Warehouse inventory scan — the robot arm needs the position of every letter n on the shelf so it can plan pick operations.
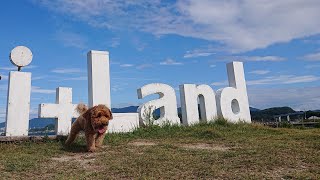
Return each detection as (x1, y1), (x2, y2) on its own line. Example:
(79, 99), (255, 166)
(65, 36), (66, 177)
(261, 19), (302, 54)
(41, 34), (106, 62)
(180, 84), (217, 125)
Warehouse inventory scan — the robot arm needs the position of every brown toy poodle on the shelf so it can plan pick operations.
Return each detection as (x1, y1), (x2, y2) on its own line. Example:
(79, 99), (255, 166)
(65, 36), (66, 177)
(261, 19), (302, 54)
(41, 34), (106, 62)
(65, 103), (113, 152)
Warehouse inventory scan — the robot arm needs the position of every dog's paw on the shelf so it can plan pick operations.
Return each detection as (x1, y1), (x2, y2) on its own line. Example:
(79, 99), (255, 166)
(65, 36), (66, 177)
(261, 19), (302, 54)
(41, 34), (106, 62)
(95, 144), (104, 148)
(87, 147), (96, 152)
(64, 141), (71, 146)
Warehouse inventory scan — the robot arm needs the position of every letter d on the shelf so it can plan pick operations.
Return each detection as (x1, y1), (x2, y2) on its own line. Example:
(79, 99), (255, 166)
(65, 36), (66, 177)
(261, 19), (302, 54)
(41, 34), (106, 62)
(216, 62), (251, 123)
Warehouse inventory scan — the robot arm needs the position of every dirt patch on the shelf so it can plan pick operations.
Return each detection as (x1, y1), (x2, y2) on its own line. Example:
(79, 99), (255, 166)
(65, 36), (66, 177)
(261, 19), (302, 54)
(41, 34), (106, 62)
(265, 167), (303, 179)
(51, 153), (100, 170)
(179, 143), (229, 151)
(128, 141), (157, 146)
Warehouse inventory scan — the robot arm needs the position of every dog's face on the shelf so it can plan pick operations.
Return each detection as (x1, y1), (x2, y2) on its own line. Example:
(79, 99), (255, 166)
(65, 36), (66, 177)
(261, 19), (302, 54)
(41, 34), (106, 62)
(89, 105), (113, 134)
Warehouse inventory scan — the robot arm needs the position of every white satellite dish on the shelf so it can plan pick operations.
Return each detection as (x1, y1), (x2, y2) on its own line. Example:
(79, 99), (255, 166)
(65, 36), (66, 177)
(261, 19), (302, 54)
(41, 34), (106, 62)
(10, 46), (33, 70)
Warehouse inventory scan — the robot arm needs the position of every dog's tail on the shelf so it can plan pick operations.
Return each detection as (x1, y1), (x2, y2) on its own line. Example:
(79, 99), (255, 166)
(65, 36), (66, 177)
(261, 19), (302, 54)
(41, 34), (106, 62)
(76, 103), (88, 115)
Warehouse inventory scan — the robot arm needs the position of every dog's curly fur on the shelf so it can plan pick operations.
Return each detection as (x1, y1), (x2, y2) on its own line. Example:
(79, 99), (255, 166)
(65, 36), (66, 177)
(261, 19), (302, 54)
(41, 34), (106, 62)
(65, 103), (113, 152)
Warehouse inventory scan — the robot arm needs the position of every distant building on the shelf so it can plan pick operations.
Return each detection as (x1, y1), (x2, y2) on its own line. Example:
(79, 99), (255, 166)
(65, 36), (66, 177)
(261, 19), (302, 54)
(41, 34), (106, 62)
(308, 116), (320, 120)
(274, 112), (305, 122)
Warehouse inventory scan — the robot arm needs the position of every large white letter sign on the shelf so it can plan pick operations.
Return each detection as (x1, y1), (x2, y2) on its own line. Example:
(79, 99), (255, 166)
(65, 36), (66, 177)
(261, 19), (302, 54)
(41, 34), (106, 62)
(180, 84), (217, 125)
(87, 50), (111, 107)
(5, 71), (31, 136)
(216, 61), (251, 123)
(5, 46), (33, 136)
(137, 83), (180, 126)
(39, 87), (79, 135)
(87, 50), (139, 133)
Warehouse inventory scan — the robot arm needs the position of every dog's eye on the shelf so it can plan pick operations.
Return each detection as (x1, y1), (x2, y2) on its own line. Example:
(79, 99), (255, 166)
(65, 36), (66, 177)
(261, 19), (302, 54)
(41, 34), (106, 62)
(103, 121), (109, 126)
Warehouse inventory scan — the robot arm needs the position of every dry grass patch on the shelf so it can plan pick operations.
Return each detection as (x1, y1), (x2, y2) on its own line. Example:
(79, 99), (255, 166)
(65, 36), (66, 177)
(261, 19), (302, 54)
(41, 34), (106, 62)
(128, 140), (157, 146)
(0, 121), (319, 179)
(179, 143), (229, 151)
(51, 152), (98, 170)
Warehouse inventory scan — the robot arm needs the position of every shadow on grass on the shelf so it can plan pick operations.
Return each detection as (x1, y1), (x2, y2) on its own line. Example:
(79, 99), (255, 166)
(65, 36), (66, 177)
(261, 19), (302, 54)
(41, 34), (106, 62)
(57, 136), (88, 153)
(62, 143), (87, 153)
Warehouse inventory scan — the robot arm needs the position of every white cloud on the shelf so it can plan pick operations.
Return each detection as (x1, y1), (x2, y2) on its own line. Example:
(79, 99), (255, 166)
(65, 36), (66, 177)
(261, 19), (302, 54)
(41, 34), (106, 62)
(111, 85), (124, 92)
(32, 86), (55, 94)
(51, 68), (83, 74)
(0, 106), (43, 122)
(303, 38), (320, 45)
(55, 31), (87, 49)
(0, 65), (37, 71)
(305, 64), (320, 69)
(110, 37), (120, 48)
(0, 84), (7, 91)
(212, 75), (320, 86)
(112, 77), (158, 81)
(211, 81), (228, 86)
(184, 47), (216, 58)
(29, 107), (40, 119)
(209, 64), (216, 68)
(248, 87), (320, 110)
(120, 64), (134, 68)
(32, 75), (49, 81)
(215, 55), (286, 63)
(0, 107), (6, 120)
(249, 70), (270, 75)
(160, 58), (183, 65)
(239, 56), (286, 62)
(302, 52), (320, 61)
(36, 0), (320, 52)
(0, 75), (8, 80)
(136, 64), (153, 70)
(131, 37), (147, 51)
(247, 75), (320, 85)
(63, 76), (87, 81)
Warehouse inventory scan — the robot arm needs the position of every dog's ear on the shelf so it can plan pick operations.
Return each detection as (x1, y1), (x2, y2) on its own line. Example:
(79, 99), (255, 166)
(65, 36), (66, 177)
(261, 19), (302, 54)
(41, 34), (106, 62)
(108, 108), (113, 120)
(83, 106), (96, 125)
(82, 108), (91, 120)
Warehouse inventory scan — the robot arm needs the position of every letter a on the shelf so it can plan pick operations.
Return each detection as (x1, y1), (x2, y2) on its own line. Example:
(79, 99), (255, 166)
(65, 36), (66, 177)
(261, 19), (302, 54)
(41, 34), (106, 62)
(137, 83), (180, 126)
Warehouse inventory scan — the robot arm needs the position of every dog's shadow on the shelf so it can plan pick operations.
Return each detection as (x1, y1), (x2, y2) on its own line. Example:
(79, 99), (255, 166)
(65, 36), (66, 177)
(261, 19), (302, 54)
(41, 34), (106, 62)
(58, 137), (88, 153)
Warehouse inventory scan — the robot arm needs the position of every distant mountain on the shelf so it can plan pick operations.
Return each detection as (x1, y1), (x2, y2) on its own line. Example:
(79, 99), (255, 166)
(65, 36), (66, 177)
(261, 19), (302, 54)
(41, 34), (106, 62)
(111, 106), (179, 116)
(250, 107), (260, 112)
(111, 106), (138, 113)
(28, 118), (55, 129)
(251, 107), (295, 121)
(0, 118), (55, 129)
(0, 106), (142, 129)
(0, 106), (316, 129)
(0, 122), (4, 128)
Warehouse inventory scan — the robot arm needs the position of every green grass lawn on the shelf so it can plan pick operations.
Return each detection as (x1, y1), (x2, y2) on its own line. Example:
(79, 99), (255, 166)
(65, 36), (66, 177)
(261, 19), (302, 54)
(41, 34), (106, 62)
(0, 120), (319, 179)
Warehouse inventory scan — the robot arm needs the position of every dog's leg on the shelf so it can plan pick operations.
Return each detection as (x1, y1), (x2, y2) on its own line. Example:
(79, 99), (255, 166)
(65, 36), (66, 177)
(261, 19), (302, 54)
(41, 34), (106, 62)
(95, 133), (106, 148)
(65, 120), (81, 145)
(85, 132), (96, 152)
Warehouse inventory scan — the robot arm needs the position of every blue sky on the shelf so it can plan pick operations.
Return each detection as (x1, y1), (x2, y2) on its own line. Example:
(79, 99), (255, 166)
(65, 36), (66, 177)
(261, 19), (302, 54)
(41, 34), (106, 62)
(1, 0), (320, 122)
